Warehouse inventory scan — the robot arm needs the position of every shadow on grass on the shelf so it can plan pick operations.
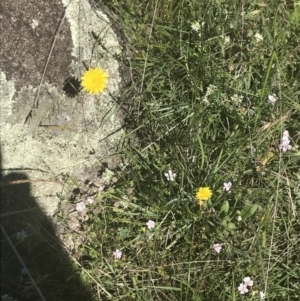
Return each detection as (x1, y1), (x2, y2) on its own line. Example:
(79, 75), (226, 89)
(0, 144), (94, 301)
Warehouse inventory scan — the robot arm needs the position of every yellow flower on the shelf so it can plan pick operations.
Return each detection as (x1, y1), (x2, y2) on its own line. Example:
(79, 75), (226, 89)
(81, 67), (108, 94)
(196, 187), (212, 206)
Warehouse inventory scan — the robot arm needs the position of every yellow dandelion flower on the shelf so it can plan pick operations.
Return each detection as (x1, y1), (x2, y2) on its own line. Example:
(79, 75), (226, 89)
(81, 67), (108, 94)
(196, 187), (212, 206)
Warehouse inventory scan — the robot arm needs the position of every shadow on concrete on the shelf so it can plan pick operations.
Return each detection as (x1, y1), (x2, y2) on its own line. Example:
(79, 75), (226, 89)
(0, 143), (94, 301)
(63, 76), (82, 98)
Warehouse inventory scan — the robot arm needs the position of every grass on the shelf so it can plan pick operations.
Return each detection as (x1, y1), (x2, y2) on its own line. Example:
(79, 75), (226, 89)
(76, 0), (299, 299)
(2, 0), (300, 300)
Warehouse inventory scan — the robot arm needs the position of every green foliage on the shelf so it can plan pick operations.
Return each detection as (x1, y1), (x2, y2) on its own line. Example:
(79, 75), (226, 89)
(239, 204), (259, 220)
(75, 0), (300, 299)
(5, 0), (297, 300)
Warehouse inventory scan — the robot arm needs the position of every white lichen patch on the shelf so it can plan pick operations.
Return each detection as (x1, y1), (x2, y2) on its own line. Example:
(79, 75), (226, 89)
(0, 72), (15, 128)
(1, 78), (123, 216)
(62, 0), (121, 78)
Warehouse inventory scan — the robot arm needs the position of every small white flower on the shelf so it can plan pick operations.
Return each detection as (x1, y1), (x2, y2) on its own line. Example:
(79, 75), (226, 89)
(244, 276), (254, 287)
(113, 249), (122, 259)
(267, 94), (277, 105)
(238, 283), (248, 294)
(98, 185), (104, 192)
(206, 84), (218, 96)
(87, 197), (94, 204)
(224, 36), (230, 45)
(282, 130), (289, 138)
(146, 220), (155, 230)
(16, 230), (27, 241)
(223, 182), (232, 192)
(260, 291), (265, 300)
(191, 21), (201, 32)
(202, 84), (218, 104)
(237, 215), (242, 222)
(213, 243), (222, 253)
(76, 201), (86, 212)
(103, 168), (114, 184)
(230, 94), (243, 104)
(1, 295), (14, 301)
(279, 130), (292, 152)
(21, 267), (29, 275)
(164, 169), (176, 181)
(254, 32), (263, 42)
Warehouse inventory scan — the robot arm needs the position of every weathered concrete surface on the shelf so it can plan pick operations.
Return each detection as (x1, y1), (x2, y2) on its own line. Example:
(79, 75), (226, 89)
(0, 0), (74, 91)
(0, 0), (123, 216)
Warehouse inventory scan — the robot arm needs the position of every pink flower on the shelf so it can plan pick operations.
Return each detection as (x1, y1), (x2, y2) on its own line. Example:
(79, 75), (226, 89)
(243, 276), (253, 287)
(113, 249), (122, 259)
(87, 197), (94, 204)
(279, 139), (292, 152)
(146, 220), (155, 230)
(213, 243), (222, 253)
(76, 201), (86, 212)
(238, 283), (248, 294)
(279, 130), (292, 152)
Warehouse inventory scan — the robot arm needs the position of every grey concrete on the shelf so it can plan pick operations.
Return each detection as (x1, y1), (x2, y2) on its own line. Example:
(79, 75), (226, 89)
(0, 0), (123, 216)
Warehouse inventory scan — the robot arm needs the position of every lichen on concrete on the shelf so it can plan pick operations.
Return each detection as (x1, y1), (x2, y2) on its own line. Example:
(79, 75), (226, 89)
(0, 0), (124, 216)
(63, 0), (121, 78)
(0, 72), (15, 129)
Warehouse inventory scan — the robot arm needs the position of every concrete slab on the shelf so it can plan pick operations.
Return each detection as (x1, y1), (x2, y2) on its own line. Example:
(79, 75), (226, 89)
(0, 0), (123, 216)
